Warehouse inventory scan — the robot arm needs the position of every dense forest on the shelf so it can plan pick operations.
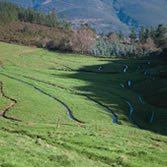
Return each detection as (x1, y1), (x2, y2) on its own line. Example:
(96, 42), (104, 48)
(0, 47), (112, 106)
(0, 2), (70, 28)
(0, 2), (167, 58)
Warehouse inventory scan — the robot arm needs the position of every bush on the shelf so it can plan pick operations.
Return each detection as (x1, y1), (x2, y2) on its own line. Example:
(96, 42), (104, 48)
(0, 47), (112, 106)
(46, 39), (60, 50)
(69, 27), (96, 53)
(46, 38), (72, 52)
(91, 38), (137, 57)
(91, 37), (155, 57)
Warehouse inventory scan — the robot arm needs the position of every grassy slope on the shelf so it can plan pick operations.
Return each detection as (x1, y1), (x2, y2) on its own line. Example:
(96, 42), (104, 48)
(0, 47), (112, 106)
(0, 42), (167, 167)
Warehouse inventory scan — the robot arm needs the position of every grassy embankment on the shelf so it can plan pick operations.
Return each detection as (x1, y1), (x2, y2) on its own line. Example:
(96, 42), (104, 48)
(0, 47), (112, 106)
(0, 42), (167, 167)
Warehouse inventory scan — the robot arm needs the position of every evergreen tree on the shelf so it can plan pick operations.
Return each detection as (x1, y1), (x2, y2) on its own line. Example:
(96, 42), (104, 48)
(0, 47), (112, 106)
(119, 31), (124, 40)
(0, 2), (19, 24)
(155, 24), (167, 49)
(26, 6), (36, 23)
(51, 9), (59, 26)
(36, 11), (44, 24)
(150, 26), (156, 40)
(144, 28), (150, 42)
(139, 26), (145, 44)
(61, 13), (67, 25)
(129, 28), (137, 43)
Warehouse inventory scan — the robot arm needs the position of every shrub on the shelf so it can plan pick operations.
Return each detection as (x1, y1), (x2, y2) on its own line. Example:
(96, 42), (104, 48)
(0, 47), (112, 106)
(46, 38), (71, 52)
(69, 26), (96, 53)
(91, 38), (138, 57)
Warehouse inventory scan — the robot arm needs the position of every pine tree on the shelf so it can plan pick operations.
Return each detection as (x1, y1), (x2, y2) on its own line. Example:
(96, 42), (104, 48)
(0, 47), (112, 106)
(62, 13), (67, 24)
(155, 24), (167, 49)
(150, 26), (156, 40)
(26, 6), (36, 23)
(51, 9), (59, 26)
(139, 26), (145, 44)
(144, 28), (150, 42)
(129, 28), (137, 43)
(119, 31), (124, 40)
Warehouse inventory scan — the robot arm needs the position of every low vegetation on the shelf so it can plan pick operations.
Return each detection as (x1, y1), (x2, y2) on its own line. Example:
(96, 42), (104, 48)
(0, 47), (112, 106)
(0, 2), (167, 166)
(0, 42), (167, 166)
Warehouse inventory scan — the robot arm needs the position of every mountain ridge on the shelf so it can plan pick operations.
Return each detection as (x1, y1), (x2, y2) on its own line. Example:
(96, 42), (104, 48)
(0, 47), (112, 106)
(1, 0), (167, 33)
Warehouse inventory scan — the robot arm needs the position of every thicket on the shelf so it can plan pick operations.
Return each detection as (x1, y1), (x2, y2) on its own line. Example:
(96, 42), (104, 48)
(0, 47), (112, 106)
(46, 38), (72, 52)
(45, 24), (96, 53)
(69, 25), (96, 54)
(91, 38), (152, 57)
(91, 25), (167, 57)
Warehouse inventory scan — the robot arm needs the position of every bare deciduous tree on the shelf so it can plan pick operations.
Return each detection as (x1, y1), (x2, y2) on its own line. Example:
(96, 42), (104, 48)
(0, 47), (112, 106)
(69, 26), (96, 54)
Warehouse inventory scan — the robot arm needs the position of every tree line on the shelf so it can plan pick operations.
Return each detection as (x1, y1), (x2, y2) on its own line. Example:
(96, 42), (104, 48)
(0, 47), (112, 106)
(0, 2), (167, 58)
(0, 2), (70, 28)
(90, 24), (167, 57)
(129, 25), (167, 50)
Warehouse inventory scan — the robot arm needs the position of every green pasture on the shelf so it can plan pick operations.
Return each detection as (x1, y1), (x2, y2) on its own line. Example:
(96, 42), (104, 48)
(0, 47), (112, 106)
(0, 42), (167, 167)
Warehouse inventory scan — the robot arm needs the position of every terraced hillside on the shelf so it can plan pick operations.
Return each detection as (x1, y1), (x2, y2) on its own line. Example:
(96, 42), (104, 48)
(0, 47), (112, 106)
(0, 42), (167, 167)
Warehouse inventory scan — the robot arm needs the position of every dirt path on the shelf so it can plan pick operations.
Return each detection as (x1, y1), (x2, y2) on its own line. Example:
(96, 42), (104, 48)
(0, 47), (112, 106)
(0, 81), (21, 121)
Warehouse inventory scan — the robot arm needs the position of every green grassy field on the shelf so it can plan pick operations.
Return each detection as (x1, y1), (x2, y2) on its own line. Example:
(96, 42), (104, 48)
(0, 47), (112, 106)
(0, 42), (167, 167)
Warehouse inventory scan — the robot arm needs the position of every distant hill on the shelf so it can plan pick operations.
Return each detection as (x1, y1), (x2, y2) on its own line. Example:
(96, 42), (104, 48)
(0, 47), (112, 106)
(1, 0), (167, 33)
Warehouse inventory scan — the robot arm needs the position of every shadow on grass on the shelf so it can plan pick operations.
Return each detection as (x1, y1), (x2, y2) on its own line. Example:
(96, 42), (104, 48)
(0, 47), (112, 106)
(59, 58), (167, 135)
